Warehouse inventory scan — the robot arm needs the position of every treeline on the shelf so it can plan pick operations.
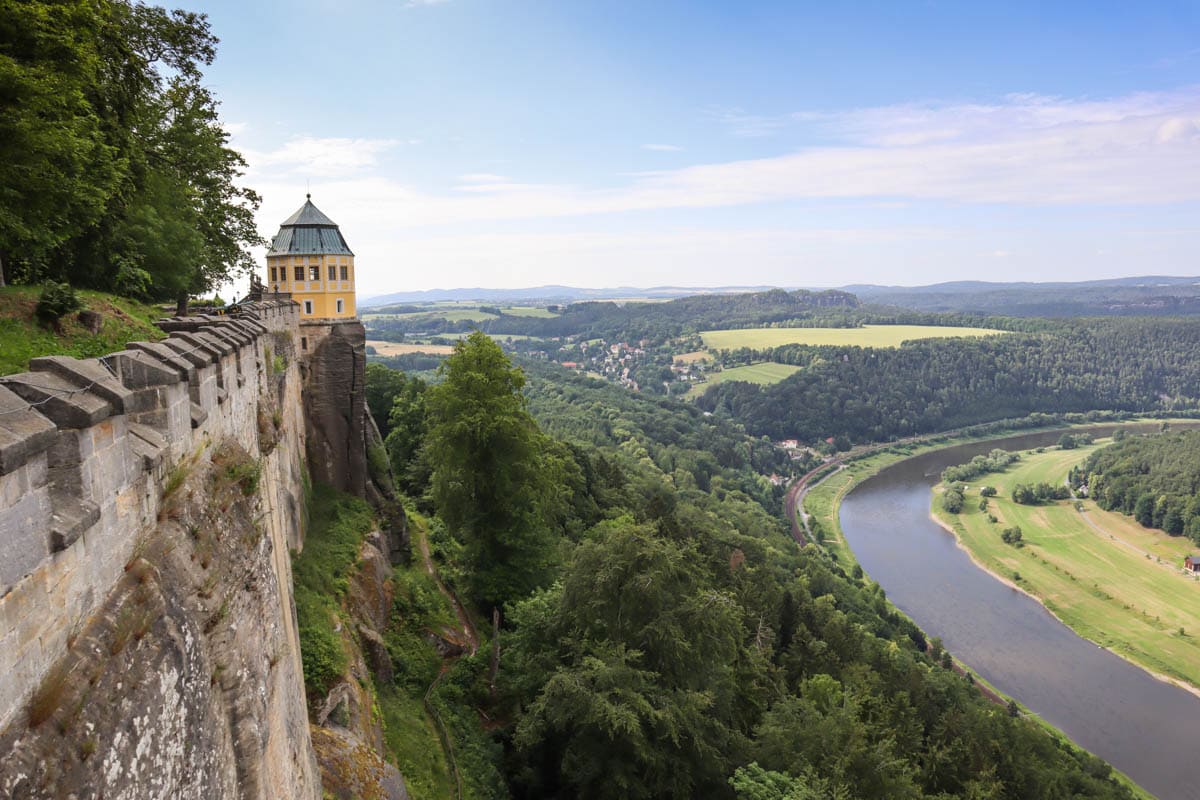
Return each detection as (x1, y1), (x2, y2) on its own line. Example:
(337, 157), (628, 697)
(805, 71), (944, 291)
(941, 448), (1021, 484)
(1, 0), (259, 307)
(698, 319), (1200, 442)
(370, 288), (861, 345)
(366, 339), (1136, 799)
(1073, 429), (1200, 542)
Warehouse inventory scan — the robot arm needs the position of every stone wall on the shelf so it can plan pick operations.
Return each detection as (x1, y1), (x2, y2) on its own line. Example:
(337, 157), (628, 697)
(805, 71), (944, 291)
(0, 300), (321, 798)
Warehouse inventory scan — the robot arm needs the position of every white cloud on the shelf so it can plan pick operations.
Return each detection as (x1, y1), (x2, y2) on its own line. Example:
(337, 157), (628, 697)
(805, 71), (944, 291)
(246, 136), (402, 177)
(243, 87), (1200, 291)
(642, 143), (683, 152)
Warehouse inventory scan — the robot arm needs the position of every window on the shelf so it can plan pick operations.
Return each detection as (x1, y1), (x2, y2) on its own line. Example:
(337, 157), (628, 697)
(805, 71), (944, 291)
(328, 265), (337, 280)
(270, 267), (277, 283)
(303, 300), (313, 315)
(340, 265), (348, 281)
(336, 298), (344, 313)
(301, 337), (307, 351)
(309, 265), (320, 281)
(294, 266), (304, 281)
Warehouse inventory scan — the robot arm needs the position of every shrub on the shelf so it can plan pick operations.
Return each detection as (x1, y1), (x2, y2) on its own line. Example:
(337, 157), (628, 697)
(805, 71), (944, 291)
(35, 282), (82, 327)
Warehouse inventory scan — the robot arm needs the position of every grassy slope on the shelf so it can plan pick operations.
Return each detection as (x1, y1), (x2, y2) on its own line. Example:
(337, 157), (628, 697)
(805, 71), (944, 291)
(684, 361), (801, 397)
(700, 323), (1005, 350)
(934, 441), (1200, 690)
(0, 286), (165, 376)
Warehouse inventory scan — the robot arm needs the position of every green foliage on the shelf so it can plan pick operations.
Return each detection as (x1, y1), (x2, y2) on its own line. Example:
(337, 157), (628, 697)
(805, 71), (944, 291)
(1077, 430), (1200, 541)
(34, 282), (82, 327)
(941, 488), (965, 514)
(1002, 526), (1024, 546)
(0, 0), (261, 299)
(425, 332), (564, 609)
(942, 448), (1020, 484)
(697, 318), (1200, 443)
(292, 484), (375, 697)
(1013, 482), (1071, 505)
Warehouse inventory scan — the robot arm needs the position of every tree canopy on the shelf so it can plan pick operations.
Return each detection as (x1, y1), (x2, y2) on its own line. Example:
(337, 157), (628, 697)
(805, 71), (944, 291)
(0, 0), (260, 301)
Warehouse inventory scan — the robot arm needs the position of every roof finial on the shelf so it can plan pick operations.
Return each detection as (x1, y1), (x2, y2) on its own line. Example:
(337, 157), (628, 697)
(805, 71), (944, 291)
(306, 192), (311, 201)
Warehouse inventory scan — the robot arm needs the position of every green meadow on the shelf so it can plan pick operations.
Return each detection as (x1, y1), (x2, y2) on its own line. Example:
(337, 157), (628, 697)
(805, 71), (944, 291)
(684, 362), (801, 397)
(935, 441), (1200, 690)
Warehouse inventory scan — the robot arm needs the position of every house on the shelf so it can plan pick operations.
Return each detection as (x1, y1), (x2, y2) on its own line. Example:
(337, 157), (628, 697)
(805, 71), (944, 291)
(1186, 556), (1200, 573)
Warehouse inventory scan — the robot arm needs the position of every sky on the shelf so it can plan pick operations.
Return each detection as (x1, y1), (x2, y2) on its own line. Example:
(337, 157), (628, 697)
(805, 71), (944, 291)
(188, 0), (1200, 298)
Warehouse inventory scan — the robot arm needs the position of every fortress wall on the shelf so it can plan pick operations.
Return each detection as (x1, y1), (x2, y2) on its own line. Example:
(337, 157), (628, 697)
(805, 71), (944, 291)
(0, 300), (303, 734)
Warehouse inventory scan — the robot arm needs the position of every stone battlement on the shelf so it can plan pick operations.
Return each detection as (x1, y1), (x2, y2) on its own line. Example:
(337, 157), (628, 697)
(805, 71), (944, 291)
(0, 299), (303, 731)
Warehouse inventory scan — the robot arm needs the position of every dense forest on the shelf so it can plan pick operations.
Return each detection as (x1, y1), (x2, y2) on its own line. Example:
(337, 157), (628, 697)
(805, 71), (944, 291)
(0, 0), (260, 308)
(363, 336), (1137, 799)
(1072, 429), (1200, 543)
(697, 319), (1200, 443)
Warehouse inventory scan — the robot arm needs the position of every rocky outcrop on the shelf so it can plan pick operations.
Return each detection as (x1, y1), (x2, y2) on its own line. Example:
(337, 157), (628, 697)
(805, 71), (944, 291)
(303, 322), (370, 498)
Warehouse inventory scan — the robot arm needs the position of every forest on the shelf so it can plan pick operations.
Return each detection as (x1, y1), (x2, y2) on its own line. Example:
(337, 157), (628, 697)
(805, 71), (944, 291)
(1072, 429), (1200, 543)
(697, 319), (1200, 443)
(0, 0), (260, 309)
(362, 334), (1138, 799)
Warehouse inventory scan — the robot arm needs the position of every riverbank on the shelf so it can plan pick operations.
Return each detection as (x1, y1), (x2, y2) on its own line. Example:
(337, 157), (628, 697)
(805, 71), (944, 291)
(930, 439), (1200, 697)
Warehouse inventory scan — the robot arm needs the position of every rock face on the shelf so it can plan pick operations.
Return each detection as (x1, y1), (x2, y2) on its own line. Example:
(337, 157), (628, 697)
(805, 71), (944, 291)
(302, 321), (370, 498)
(0, 302), (321, 799)
(0, 442), (321, 800)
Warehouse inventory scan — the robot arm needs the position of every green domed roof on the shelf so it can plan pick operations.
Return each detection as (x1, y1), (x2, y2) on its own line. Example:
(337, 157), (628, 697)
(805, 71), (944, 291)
(267, 196), (354, 256)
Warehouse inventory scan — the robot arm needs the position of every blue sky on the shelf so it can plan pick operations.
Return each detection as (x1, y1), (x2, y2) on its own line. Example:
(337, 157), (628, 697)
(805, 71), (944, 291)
(190, 0), (1200, 296)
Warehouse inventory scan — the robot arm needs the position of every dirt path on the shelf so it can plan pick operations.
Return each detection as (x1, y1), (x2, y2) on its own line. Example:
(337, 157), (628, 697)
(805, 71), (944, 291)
(415, 525), (478, 657)
(413, 522), (478, 800)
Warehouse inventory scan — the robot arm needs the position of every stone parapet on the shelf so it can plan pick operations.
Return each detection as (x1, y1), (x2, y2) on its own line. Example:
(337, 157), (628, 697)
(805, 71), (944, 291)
(0, 299), (302, 732)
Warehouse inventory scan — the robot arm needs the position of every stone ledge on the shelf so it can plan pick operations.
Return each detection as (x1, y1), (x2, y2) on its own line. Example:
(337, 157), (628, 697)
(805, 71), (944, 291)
(29, 356), (132, 415)
(0, 372), (114, 429)
(0, 386), (56, 476)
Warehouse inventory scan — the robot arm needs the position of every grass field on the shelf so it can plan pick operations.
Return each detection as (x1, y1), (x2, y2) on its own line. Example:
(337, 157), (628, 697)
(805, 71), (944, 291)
(0, 286), (165, 376)
(934, 441), (1200, 690)
(684, 362), (800, 397)
(673, 350), (710, 364)
(367, 340), (455, 356)
(700, 324), (1005, 351)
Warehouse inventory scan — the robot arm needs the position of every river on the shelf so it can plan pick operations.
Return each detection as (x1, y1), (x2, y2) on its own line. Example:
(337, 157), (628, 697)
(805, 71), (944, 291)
(839, 425), (1200, 800)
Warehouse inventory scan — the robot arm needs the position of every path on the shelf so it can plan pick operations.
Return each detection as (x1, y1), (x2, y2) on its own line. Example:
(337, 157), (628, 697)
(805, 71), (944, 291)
(413, 522), (478, 800)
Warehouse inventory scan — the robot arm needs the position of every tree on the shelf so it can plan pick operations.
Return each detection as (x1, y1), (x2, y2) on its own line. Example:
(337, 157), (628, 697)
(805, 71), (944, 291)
(941, 488), (964, 514)
(425, 331), (563, 608)
(0, 1), (261, 303)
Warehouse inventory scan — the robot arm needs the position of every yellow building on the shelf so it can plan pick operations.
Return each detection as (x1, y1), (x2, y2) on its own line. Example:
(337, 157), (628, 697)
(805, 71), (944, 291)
(265, 195), (357, 321)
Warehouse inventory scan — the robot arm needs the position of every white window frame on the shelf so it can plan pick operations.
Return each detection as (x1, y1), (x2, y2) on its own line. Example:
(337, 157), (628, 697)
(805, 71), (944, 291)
(336, 298), (344, 313)
(303, 300), (313, 315)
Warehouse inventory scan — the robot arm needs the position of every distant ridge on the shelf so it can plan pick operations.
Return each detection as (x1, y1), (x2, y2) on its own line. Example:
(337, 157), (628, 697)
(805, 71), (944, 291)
(360, 285), (779, 307)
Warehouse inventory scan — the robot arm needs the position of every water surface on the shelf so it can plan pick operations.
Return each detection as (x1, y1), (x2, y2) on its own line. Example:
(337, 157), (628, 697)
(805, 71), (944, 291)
(840, 425), (1200, 800)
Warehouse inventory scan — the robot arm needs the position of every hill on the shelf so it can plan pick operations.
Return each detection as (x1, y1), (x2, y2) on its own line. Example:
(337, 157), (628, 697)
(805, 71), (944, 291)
(0, 286), (165, 376)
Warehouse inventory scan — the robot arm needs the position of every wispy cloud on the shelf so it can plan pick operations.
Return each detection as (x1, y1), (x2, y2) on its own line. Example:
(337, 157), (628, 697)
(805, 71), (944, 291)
(246, 136), (402, 177)
(248, 87), (1200, 244)
(642, 143), (683, 152)
(707, 106), (790, 138)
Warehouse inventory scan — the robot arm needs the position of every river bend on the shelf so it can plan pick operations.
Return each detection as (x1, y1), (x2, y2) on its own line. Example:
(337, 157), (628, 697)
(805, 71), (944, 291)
(839, 427), (1200, 800)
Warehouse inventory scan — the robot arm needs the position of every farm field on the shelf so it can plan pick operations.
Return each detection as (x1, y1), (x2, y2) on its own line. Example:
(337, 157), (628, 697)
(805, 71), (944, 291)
(934, 441), (1200, 690)
(700, 324), (1005, 350)
(366, 340), (455, 356)
(684, 362), (800, 397)
(673, 350), (710, 364)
